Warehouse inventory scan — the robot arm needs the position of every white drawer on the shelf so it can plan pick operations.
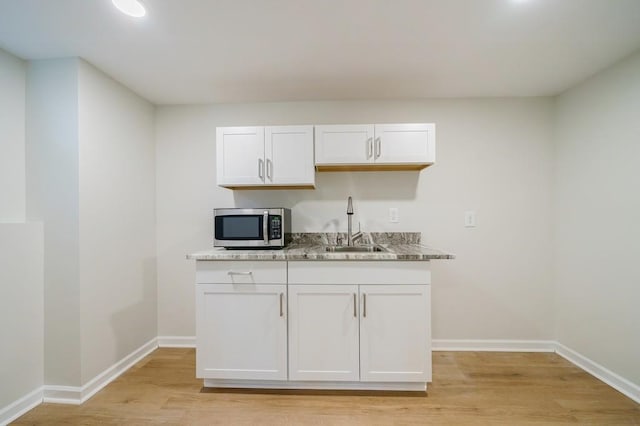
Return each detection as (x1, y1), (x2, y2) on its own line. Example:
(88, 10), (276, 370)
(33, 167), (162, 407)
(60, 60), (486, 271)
(288, 261), (430, 285)
(196, 261), (287, 284)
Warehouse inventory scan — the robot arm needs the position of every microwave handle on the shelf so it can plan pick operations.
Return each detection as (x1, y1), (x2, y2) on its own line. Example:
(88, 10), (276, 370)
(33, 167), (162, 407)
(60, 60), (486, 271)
(263, 211), (269, 245)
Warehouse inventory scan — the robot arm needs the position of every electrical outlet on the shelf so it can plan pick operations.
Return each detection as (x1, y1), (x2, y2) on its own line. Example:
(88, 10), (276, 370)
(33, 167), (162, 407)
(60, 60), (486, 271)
(464, 211), (476, 228)
(389, 207), (399, 223)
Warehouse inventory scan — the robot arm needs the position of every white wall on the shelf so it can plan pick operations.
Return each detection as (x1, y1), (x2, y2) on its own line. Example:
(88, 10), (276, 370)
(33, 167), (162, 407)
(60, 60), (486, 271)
(0, 47), (44, 424)
(26, 58), (157, 388)
(0, 48), (26, 222)
(77, 60), (156, 383)
(0, 224), (43, 415)
(156, 99), (555, 340)
(554, 51), (640, 386)
(26, 58), (82, 387)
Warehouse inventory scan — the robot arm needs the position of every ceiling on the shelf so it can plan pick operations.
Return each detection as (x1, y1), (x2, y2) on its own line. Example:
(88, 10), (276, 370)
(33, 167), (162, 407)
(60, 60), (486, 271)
(1, 0), (640, 105)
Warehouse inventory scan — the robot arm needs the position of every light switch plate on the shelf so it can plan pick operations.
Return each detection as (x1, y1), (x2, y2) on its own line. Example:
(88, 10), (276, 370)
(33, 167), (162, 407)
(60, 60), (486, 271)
(464, 211), (476, 227)
(389, 207), (399, 223)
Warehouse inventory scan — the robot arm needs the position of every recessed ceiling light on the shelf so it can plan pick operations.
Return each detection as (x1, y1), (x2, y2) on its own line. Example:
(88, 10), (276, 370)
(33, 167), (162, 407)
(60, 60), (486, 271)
(112, 0), (146, 18)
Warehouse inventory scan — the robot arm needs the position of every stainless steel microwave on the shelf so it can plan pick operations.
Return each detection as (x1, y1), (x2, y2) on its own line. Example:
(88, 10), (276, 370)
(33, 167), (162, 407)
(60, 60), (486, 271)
(214, 208), (291, 249)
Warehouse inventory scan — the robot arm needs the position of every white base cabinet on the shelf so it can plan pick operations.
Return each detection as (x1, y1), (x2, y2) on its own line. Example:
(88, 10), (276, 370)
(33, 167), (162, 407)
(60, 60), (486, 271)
(287, 261), (431, 385)
(288, 284), (430, 384)
(196, 284), (287, 380)
(196, 262), (288, 381)
(288, 285), (360, 381)
(195, 260), (432, 391)
(359, 285), (431, 382)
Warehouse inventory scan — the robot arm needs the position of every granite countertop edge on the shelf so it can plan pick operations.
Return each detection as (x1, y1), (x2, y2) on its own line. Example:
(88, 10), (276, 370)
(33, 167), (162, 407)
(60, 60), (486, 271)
(186, 243), (455, 261)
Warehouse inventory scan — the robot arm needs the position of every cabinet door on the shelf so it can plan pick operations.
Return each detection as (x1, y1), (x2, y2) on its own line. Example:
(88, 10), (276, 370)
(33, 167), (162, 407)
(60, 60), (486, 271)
(196, 283), (287, 380)
(360, 285), (431, 382)
(315, 124), (375, 165)
(216, 126), (265, 186)
(373, 124), (435, 165)
(265, 126), (315, 186)
(288, 284), (360, 381)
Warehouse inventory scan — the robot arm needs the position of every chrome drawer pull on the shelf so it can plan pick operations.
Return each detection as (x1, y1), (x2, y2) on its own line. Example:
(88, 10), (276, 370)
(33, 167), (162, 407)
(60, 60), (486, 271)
(353, 293), (357, 317)
(258, 158), (265, 180)
(363, 293), (367, 317)
(227, 271), (252, 276)
(266, 158), (273, 181)
(280, 293), (284, 317)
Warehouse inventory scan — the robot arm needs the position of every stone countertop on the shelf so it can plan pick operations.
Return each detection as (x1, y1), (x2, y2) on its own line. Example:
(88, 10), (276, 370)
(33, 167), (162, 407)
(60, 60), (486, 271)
(186, 243), (455, 261)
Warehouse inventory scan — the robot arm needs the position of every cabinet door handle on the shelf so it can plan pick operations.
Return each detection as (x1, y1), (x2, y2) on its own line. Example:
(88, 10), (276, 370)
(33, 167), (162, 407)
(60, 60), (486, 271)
(227, 271), (252, 276)
(266, 158), (273, 181)
(363, 293), (367, 317)
(366, 137), (373, 158)
(353, 293), (357, 317)
(279, 292), (284, 317)
(258, 158), (265, 181)
(375, 137), (381, 159)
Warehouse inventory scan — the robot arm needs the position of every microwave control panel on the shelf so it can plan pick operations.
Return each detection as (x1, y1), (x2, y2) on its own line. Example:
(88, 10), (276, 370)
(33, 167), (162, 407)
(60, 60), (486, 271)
(269, 215), (282, 239)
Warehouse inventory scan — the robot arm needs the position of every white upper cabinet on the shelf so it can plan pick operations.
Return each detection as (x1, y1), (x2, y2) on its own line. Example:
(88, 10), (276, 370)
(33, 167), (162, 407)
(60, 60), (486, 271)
(265, 126), (315, 186)
(216, 126), (265, 186)
(216, 125), (315, 189)
(315, 123), (435, 171)
(373, 124), (435, 165)
(314, 124), (375, 165)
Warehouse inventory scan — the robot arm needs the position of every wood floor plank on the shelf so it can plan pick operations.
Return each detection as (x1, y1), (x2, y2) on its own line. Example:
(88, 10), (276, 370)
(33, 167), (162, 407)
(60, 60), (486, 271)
(12, 348), (640, 425)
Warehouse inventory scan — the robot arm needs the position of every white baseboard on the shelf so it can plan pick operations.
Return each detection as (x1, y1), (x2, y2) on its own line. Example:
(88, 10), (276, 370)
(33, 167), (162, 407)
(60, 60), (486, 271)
(432, 339), (556, 352)
(432, 339), (640, 404)
(43, 337), (158, 405)
(0, 387), (44, 426)
(4, 337), (638, 422)
(555, 342), (640, 404)
(41, 385), (82, 405)
(158, 335), (196, 348)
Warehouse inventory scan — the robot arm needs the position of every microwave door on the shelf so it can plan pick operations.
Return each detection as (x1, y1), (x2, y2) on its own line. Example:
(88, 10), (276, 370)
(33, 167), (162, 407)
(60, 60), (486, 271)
(215, 215), (265, 246)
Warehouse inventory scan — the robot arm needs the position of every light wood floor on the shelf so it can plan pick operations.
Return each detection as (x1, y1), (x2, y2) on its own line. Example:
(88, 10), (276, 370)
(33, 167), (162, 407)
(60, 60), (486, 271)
(13, 348), (640, 425)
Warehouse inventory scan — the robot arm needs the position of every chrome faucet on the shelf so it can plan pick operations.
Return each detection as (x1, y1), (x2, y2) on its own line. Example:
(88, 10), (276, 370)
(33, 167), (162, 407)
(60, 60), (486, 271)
(346, 196), (363, 246)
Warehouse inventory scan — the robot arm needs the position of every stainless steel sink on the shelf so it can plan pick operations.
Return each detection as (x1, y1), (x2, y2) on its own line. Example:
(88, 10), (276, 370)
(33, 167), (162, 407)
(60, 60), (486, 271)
(324, 245), (387, 253)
